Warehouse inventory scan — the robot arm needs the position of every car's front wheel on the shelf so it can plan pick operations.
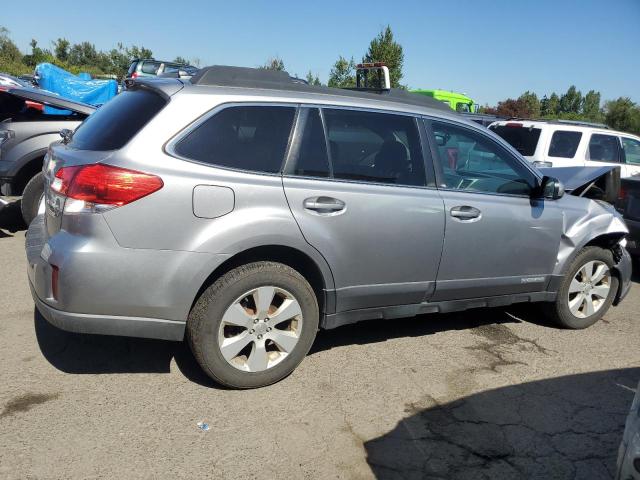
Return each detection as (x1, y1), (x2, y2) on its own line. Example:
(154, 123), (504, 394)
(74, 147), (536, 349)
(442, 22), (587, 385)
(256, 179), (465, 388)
(187, 261), (319, 388)
(544, 246), (618, 329)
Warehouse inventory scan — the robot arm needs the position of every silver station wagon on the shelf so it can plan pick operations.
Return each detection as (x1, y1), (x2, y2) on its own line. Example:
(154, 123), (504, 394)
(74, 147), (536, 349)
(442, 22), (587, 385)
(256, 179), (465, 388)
(26, 65), (632, 388)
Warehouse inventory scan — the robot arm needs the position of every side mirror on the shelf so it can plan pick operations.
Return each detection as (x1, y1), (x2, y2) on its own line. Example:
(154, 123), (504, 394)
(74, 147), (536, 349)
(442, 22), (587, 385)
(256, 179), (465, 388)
(540, 175), (564, 199)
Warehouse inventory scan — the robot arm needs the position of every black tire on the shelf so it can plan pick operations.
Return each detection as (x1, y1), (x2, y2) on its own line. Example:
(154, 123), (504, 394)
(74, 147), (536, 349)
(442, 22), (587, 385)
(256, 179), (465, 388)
(20, 172), (45, 225)
(543, 246), (618, 329)
(187, 261), (319, 389)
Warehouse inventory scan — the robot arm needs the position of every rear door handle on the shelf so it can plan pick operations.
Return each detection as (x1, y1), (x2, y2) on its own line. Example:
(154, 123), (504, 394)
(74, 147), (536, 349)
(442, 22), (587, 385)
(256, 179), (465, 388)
(303, 196), (346, 214)
(450, 205), (481, 220)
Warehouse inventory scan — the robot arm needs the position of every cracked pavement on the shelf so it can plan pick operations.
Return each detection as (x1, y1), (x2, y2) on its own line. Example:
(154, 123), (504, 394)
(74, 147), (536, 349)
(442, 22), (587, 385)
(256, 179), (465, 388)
(1, 227), (639, 479)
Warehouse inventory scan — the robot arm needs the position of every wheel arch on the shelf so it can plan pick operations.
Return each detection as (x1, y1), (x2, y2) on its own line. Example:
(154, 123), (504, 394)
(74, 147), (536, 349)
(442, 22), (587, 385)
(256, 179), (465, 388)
(11, 151), (46, 195)
(190, 244), (335, 319)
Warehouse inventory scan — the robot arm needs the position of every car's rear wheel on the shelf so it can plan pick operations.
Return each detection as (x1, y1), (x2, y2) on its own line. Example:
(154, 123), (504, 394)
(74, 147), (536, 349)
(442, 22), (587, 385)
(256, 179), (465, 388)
(544, 247), (618, 329)
(21, 172), (45, 225)
(187, 261), (319, 388)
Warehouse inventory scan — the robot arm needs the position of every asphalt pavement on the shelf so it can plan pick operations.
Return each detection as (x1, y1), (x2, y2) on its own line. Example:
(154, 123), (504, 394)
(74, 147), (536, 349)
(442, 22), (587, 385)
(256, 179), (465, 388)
(1, 208), (639, 479)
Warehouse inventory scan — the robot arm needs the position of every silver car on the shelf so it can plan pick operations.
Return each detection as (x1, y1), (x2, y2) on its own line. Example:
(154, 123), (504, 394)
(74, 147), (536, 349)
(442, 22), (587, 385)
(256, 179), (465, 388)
(26, 66), (632, 388)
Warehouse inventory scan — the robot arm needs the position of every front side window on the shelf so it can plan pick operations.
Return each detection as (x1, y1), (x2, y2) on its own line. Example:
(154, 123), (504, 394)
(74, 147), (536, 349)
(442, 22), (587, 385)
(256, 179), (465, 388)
(548, 130), (582, 158)
(174, 106), (296, 173)
(622, 137), (640, 165)
(321, 108), (426, 186)
(432, 121), (534, 196)
(588, 134), (621, 163)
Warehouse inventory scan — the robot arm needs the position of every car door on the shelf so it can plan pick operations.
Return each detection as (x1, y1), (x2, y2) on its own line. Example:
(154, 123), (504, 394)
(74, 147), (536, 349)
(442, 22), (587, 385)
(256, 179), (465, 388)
(586, 133), (628, 176)
(621, 136), (640, 176)
(427, 119), (564, 301)
(282, 107), (445, 312)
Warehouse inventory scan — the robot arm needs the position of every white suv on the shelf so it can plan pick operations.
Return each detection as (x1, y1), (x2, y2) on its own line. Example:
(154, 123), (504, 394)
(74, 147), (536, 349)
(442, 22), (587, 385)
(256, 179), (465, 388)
(489, 120), (640, 177)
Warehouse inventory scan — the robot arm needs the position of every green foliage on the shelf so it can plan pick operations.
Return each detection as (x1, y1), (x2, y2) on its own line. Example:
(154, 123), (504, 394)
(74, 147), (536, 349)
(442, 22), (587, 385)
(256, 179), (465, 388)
(605, 98), (640, 135)
(559, 85), (582, 114)
(582, 90), (602, 122)
(328, 56), (355, 88)
(53, 38), (70, 62)
(260, 57), (285, 71)
(362, 25), (404, 88)
(518, 91), (541, 118)
(173, 56), (189, 65)
(305, 71), (321, 86)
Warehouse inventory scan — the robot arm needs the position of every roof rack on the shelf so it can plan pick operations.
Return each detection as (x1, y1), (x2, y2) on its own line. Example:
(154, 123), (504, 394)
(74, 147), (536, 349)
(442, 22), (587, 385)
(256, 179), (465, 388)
(189, 65), (452, 113)
(506, 117), (609, 129)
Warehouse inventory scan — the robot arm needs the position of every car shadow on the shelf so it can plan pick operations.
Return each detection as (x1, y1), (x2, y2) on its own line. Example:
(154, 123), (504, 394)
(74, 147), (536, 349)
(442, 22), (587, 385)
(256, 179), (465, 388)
(364, 368), (639, 479)
(33, 309), (218, 388)
(310, 304), (552, 355)
(0, 199), (26, 233)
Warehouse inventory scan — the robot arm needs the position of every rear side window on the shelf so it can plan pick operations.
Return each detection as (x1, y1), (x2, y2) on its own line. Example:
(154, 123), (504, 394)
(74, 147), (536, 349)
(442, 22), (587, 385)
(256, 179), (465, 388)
(174, 106), (296, 173)
(489, 125), (541, 156)
(588, 134), (621, 163)
(548, 130), (582, 158)
(69, 88), (166, 151)
(141, 61), (160, 74)
(321, 109), (426, 186)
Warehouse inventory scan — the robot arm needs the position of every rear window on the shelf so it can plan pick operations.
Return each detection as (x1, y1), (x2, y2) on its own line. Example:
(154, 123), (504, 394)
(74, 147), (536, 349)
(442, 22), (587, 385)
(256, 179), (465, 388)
(173, 106), (296, 173)
(127, 61), (138, 76)
(69, 88), (166, 151)
(141, 61), (161, 74)
(489, 125), (541, 156)
(548, 130), (582, 158)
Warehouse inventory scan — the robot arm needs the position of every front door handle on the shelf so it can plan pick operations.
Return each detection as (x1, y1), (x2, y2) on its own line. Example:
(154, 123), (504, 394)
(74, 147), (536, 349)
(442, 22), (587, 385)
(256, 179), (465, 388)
(450, 205), (481, 220)
(303, 196), (346, 214)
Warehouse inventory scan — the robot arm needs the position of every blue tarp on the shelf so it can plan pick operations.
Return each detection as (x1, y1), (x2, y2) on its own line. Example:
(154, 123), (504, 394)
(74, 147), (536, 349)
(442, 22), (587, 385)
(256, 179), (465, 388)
(35, 63), (117, 114)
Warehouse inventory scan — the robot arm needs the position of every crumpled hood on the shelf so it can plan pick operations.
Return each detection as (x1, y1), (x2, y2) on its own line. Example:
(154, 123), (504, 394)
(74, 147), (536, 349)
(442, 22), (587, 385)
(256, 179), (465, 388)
(537, 165), (619, 192)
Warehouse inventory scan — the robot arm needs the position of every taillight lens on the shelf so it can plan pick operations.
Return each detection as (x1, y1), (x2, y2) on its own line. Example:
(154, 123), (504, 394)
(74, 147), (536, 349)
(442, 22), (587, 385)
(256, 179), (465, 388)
(51, 265), (59, 300)
(51, 164), (163, 211)
(131, 72), (139, 79)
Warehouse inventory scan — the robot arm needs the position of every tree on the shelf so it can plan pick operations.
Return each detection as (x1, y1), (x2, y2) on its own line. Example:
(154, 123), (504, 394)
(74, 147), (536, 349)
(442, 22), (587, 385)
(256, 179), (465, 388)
(494, 98), (531, 118)
(518, 91), (541, 118)
(604, 98), (640, 135)
(540, 92), (560, 117)
(23, 38), (53, 67)
(173, 56), (189, 65)
(260, 57), (285, 71)
(362, 25), (404, 88)
(581, 90), (602, 121)
(53, 38), (70, 62)
(327, 56), (355, 88)
(305, 71), (321, 86)
(559, 85), (582, 114)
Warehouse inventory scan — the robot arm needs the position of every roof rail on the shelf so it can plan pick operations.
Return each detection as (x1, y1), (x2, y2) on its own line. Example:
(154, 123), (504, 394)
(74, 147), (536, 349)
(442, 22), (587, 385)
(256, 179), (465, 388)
(506, 117), (609, 129)
(188, 65), (453, 113)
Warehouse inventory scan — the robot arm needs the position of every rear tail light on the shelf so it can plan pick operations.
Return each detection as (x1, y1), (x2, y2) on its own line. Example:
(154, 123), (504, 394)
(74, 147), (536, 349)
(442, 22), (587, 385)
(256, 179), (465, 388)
(131, 72), (139, 79)
(51, 163), (163, 213)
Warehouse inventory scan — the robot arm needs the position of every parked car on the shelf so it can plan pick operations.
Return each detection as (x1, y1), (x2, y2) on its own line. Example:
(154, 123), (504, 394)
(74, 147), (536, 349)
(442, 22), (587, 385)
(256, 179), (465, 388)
(0, 73), (32, 88)
(489, 119), (640, 177)
(123, 59), (197, 86)
(0, 86), (95, 224)
(617, 379), (640, 479)
(27, 66), (631, 389)
(616, 176), (640, 257)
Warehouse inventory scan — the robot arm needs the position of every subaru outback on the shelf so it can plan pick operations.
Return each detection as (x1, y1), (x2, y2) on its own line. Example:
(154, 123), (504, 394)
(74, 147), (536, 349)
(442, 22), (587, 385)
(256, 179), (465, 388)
(26, 66), (632, 388)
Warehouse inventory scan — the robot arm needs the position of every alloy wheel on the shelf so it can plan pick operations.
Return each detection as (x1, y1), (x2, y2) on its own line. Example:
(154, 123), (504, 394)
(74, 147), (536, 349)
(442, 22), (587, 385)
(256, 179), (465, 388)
(567, 260), (611, 318)
(217, 286), (303, 372)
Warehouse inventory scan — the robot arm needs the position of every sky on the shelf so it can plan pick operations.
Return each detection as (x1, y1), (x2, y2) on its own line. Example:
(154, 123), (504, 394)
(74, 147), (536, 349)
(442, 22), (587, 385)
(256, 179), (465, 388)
(2, 0), (639, 106)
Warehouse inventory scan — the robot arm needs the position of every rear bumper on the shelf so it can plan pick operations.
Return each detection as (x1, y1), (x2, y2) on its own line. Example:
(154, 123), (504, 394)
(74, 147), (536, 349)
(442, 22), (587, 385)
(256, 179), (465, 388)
(30, 281), (186, 341)
(25, 214), (225, 341)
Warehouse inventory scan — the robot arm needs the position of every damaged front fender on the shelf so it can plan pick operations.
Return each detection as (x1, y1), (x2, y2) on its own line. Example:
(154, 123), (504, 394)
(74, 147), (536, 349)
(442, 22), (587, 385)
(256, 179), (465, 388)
(552, 195), (630, 303)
